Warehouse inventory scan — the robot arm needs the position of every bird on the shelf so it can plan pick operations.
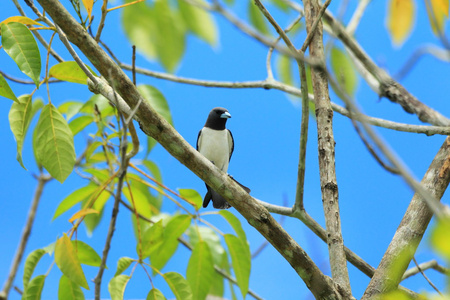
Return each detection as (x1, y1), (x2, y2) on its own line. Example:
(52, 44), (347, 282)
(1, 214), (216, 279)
(196, 107), (236, 209)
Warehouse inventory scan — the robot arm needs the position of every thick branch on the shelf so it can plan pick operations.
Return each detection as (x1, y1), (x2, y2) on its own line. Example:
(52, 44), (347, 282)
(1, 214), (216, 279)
(362, 137), (450, 299)
(303, 0), (352, 295)
(36, 1), (342, 298)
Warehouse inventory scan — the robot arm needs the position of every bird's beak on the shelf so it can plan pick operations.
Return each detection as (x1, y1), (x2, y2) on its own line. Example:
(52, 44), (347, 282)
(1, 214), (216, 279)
(221, 111), (232, 119)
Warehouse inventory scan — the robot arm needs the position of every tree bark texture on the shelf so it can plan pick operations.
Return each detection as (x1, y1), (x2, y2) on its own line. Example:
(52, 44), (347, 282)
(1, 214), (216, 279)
(303, 0), (352, 295)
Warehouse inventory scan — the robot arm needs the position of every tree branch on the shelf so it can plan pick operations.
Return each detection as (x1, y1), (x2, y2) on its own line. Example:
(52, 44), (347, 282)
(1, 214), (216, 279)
(362, 137), (450, 299)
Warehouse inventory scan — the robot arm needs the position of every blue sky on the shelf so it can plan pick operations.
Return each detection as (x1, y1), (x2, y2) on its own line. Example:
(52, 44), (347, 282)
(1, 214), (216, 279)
(1, 0), (449, 299)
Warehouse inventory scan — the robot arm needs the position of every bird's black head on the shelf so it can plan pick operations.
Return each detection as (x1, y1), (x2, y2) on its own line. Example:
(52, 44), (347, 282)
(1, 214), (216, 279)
(204, 107), (231, 130)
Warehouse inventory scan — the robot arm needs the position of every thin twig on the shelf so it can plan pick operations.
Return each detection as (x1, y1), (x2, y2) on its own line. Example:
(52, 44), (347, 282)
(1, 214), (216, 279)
(55, 25), (98, 84)
(132, 45), (137, 86)
(346, 0), (372, 34)
(293, 58), (310, 211)
(394, 45), (450, 80)
(349, 117), (400, 174)
(266, 14), (304, 79)
(0, 174), (51, 300)
(412, 257), (442, 295)
(0, 71), (60, 85)
(93, 121), (130, 300)
(95, 0), (108, 42)
(300, 0), (332, 52)
(402, 260), (450, 280)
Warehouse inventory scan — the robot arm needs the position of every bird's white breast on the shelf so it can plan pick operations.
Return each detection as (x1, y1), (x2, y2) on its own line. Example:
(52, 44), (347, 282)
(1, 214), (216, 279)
(198, 128), (231, 172)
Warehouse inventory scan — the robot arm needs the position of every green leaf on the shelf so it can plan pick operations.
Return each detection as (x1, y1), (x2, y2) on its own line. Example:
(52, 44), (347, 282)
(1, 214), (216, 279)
(162, 272), (192, 300)
(53, 184), (98, 220)
(224, 234), (251, 298)
(123, 177), (155, 220)
(147, 288), (166, 300)
(143, 159), (163, 185)
(82, 190), (110, 235)
(122, 0), (157, 59)
(153, 0), (186, 72)
(58, 275), (85, 300)
(115, 257), (135, 276)
(138, 85), (173, 125)
(178, 0), (217, 46)
(248, 1), (269, 35)
(188, 226), (225, 266)
(142, 220), (165, 259)
(72, 240), (102, 267)
(49, 61), (95, 84)
(23, 249), (46, 290)
(108, 275), (130, 300)
(55, 233), (89, 290)
(138, 84), (173, 155)
(69, 115), (94, 136)
(58, 101), (83, 121)
(330, 47), (358, 96)
(430, 218), (450, 260)
(187, 241), (215, 300)
(1, 22), (41, 87)
(22, 275), (45, 300)
(34, 103), (76, 183)
(9, 94), (33, 169)
(271, 0), (289, 11)
(178, 189), (202, 211)
(0, 73), (18, 102)
(150, 215), (192, 271)
(219, 210), (247, 243)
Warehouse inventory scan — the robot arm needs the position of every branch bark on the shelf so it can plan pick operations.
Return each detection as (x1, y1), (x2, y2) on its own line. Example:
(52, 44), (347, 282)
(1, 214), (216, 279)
(36, 0), (343, 298)
(303, 0), (352, 296)
(362, 137), (450, 299)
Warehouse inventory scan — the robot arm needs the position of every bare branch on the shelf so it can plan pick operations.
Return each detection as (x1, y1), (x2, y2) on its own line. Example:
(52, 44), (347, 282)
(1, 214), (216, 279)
(411, 257), (442, 295)
(0, 174), (51, 300)
(402, 260), (450, 280)
(346, 0), (372, 34)
(395, 45), (450, 80)
(95, 0), (108, 42)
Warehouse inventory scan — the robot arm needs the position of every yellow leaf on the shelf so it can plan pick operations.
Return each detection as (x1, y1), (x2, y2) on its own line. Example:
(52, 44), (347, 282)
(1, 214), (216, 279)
(387, 0), (415, 46)
(426, 0), (449, 35)
(69, 208), (99, 223)
(82, 0), (94, 20)
(0, 16), (42, 26)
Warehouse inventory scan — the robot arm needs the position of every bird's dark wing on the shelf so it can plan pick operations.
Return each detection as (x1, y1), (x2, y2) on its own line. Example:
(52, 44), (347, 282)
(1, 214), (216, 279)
(227, 129), (234, 161)
(196, 129), (203, 151)
(203, 184), (231, 209)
